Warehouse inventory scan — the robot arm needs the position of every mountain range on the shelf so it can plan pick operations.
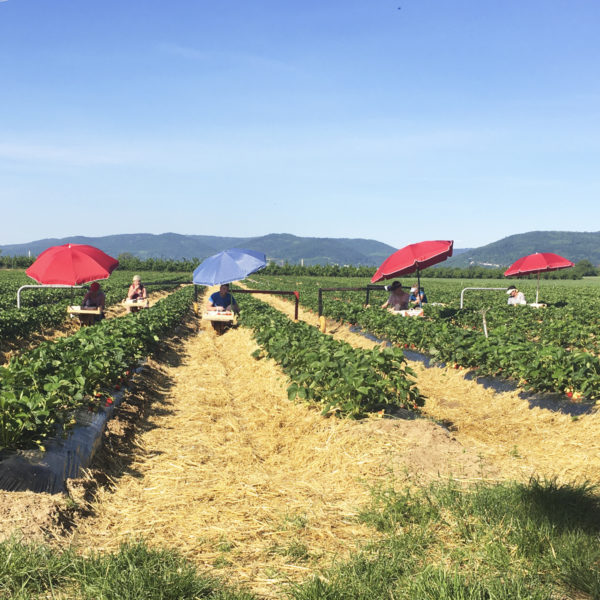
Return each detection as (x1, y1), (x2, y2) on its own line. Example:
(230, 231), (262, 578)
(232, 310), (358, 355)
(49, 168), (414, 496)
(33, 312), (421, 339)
(444, 231), (600, 268)
(0, 233), (397, 266)
(1, 231), (597, 267)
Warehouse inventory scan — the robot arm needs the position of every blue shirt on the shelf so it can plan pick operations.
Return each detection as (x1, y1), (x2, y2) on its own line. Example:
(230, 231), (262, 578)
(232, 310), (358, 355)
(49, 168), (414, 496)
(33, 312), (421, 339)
(209, 291), (235, 308)
(410, 291), (428, 304)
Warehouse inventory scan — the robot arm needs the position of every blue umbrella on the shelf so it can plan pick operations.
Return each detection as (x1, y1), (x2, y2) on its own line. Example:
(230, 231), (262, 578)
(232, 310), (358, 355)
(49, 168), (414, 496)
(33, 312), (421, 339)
(193, 248), (267, 286)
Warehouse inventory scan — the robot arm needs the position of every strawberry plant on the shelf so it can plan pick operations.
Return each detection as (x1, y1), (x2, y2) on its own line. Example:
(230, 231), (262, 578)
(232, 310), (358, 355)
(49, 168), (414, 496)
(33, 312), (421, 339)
(248, 275), (600, 401)
(0, 270), (191, 348)
(0, 286), (194, 450)
(238, 295), (423, 417)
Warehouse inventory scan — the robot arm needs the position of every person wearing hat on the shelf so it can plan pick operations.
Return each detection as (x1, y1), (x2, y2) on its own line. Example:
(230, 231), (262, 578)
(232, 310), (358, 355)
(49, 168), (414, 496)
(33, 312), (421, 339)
(80, 281), (106, 324)
(409, 284), (428, 307)
(506, 285), (526, 306)
(381, 281), (410, 311)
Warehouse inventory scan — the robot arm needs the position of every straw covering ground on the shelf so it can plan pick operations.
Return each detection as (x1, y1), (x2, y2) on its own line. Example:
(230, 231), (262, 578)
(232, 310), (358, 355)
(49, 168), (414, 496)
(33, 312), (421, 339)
(67, 288), (491, 597)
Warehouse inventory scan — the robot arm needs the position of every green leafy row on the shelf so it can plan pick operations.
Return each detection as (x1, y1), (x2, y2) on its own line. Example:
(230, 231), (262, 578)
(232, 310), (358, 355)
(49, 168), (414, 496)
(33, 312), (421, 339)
(253, 274), (600, 353)
(0, 270), (190, 348)
(0, 286), (195, 450)
(0, 303), (69, 342)
(433, 303), (600, 355)
(331, 306), (600, 399)
(249, 275), (600, 400)
(238, 295), (423, 418)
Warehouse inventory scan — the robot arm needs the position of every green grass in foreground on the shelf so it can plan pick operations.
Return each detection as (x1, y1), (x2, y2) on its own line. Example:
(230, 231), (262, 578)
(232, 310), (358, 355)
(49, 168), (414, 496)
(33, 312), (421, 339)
(1, 479), (599, 599)
(290, 477), (600, 600)
(0, 541), (255, 600)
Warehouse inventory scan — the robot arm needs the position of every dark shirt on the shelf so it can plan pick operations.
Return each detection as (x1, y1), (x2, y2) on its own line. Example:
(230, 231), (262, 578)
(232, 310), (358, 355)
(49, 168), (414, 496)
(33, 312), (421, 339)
(128, 283), (146, 300)
(82, 290), (105, 308)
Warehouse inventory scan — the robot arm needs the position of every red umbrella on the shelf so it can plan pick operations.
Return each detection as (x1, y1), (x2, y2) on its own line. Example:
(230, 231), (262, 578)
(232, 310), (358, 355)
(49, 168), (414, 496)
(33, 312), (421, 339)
(371, 240), (454, 306)
(504, 252), (574, 303)
(26, 243), (119, 285)
(372, 240), (454, 281)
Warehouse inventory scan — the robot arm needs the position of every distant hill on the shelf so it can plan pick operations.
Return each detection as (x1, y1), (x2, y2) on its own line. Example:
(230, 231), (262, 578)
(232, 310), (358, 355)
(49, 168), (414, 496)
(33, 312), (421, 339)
(0, 233), (398, 266)
(444, 231), (600, 268)
(5, 231), (594, 269)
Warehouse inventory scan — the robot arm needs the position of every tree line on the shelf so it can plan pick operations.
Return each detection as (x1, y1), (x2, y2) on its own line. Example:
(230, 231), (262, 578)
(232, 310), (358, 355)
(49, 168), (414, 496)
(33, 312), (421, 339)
(258, 260), (598, 279)
(1, 252), (597, 279)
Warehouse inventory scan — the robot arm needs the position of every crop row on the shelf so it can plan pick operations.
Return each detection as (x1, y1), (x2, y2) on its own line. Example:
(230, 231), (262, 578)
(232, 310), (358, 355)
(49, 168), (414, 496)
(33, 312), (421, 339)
(335, 306), (600, 400)
(0, 270), (190, 310)
(249, 275), (600, 352)
(237, 294), (424, 417)
(252, 274), (600, 309)
(248, 276), (600, 400)
(0, 271), (190, 348)
(252, 275), (600, 350)
(0, 286), (195, 450)
(0, 304), (69, 345)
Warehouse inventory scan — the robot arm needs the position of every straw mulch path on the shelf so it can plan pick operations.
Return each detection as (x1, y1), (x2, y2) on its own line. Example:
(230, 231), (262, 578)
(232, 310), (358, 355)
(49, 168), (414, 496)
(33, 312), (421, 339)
(69, 287), (489, 598)
(246, 289), (600, 485)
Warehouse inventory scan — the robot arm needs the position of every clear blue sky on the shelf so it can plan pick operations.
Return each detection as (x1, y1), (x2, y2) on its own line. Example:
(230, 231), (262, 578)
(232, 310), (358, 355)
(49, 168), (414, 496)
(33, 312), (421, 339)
(1, 0), (598, 249)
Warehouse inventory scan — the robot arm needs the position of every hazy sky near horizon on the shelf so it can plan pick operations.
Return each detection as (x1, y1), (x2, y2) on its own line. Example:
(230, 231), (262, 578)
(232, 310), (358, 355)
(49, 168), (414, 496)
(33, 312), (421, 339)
(1, 0), (598, 249)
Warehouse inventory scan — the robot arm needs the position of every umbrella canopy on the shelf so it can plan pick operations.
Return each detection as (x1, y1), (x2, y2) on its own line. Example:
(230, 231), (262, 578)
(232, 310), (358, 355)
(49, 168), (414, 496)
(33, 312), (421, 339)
(193, 248), (267, 286)
(504, 252), (574, 303)
(504, 252), (574, 277)
(371, 240), (454, 283)
(26, 243), (119, 285)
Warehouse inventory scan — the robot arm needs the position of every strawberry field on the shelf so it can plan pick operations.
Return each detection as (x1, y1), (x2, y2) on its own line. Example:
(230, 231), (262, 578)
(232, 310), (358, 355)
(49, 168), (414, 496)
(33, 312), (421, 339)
(0, 270), (190, 346)
(0, 270), (194, 451)
(245, 275), (600, 402)
(2, 270), (598, 454)
(1, 274), (599, 599)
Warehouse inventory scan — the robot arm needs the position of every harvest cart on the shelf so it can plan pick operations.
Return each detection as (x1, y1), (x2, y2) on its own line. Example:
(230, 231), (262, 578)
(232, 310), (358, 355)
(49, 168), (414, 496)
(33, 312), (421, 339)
(67, 305), (103, 326)
(203, 308), (236, 334)
(203, 309), (235, 322)
(391, 308), (424, 317)
(123, 298), (150, 312)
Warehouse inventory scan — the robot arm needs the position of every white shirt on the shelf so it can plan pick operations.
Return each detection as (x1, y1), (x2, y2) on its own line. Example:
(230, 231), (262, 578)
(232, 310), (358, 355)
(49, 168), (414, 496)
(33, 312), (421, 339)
(508, 291), (526, 305)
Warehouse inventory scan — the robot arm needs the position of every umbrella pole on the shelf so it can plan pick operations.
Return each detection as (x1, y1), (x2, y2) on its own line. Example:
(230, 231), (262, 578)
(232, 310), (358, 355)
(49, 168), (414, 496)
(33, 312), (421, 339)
(417, 269), (422, 308)
(536, 273), (540, 304)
